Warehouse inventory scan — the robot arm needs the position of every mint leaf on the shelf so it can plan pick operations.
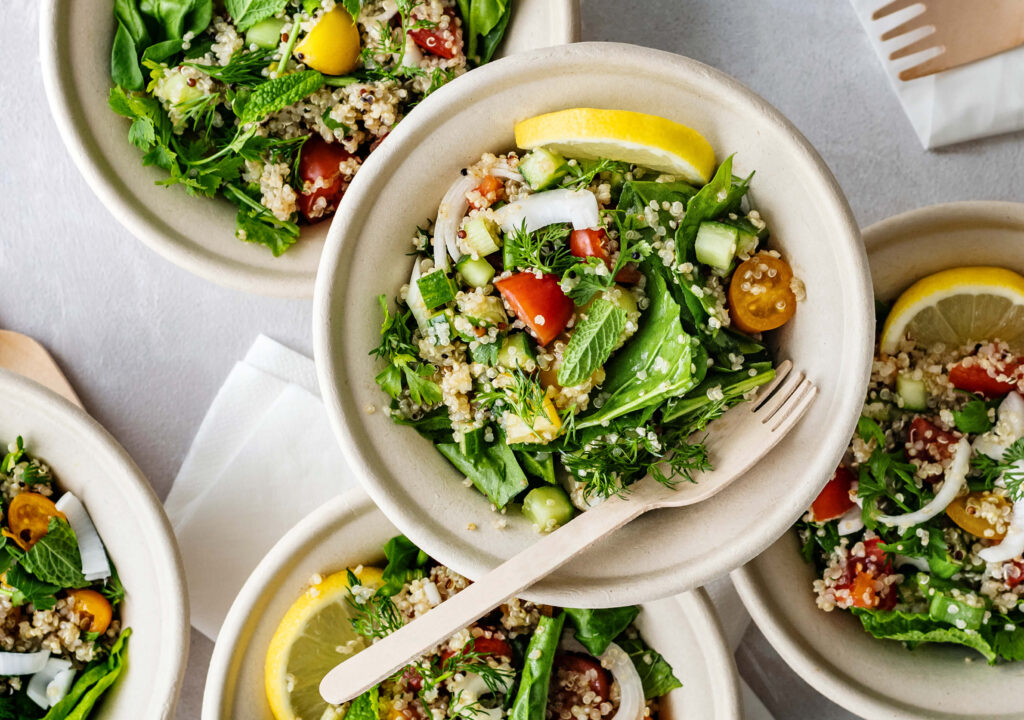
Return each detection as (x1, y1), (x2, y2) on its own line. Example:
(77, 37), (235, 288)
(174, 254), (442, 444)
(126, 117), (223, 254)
(238, 70), (325, 124)
(5, 565), (59, 610)
(225, 0), (289, 30)
(852, 608), (998, 663)
(953, 398), (994, 434)
(558, 299), (626, 387)
(20, 518), (88, 589)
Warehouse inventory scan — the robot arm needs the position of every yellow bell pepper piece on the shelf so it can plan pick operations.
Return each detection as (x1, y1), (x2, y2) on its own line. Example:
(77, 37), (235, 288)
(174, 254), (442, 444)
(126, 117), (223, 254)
(294, 7), (361, 76)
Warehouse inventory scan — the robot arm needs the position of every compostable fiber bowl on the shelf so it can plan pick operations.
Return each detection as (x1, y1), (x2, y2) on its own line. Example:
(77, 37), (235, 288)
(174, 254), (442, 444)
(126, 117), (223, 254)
(314, 42), (873, 606)
(734, 201), (1024, 720)
(203, 488), (741, 720)
(0, 370), (188, 719)
(39, 0), (579, 297)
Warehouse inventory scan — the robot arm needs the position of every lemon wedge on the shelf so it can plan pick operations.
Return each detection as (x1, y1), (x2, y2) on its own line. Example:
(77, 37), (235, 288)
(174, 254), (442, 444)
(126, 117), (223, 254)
(265, 566), (383, 720)
(879, 266), (1024, 354)
(514, 108), (715, 185)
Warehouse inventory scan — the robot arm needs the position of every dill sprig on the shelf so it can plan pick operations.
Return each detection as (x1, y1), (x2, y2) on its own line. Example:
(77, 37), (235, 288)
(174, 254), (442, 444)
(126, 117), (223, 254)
(476, 369), (549, 427)
(185, 46), (276, 87)
(502, 222), (574, 274)
(346, 570), (406, 641)
(560, 157), (630, 192)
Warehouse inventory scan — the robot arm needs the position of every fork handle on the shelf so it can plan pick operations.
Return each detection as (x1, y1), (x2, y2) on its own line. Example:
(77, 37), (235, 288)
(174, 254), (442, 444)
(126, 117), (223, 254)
(319, 493), (646, 704)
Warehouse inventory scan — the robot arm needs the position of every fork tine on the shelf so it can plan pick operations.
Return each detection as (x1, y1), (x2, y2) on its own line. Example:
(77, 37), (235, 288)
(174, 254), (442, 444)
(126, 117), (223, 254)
(888, 32), (942, 60)
(880, 13), (934, 42)
(768, 379), (817, 432)
(750, 359), (792, 411)
(897, 47), (950, 80)
(872, 0), (922, 21)
(756, 369), (806, 422)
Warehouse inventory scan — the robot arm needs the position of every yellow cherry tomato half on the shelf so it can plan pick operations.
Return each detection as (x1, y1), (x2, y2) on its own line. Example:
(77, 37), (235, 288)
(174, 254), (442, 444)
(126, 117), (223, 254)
(66, 589), (113, 635)
(946, 491), (1011, 541)
(728, 253), (798, 334)
(294, 7), (361, 76)
(7, 493), (65, 549)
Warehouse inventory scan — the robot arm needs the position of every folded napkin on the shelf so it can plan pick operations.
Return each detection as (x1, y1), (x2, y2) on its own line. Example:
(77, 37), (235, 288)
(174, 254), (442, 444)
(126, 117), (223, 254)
(850, 0), (1024, 149)
(164, 335), (353, 639)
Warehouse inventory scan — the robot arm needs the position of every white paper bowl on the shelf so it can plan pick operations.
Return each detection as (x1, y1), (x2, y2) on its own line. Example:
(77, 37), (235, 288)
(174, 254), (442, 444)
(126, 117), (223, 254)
(733, 201), (1024, 720)
(313, 42), (873, 606)
(38, 0), (579, 297)
(202, 488), (741, 720)
(0, 370), (188, 719)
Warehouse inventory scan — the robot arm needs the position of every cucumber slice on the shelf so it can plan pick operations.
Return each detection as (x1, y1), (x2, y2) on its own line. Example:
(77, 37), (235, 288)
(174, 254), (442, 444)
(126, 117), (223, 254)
(456, 256), (495, 288)
(416, 269), (458, 310)
(695, 221), (739, 271)
(466, 296), (506, 327)
(522, 486), (575, 532)
(497, 333), (535, 370)
(929, 592), (986, 630)
(519, 148), (569, 190)
(462, 217), (502, 258)
(460, 426), (487, 456)
(246, 17), (285, 49)
(897, 373), (928, 411)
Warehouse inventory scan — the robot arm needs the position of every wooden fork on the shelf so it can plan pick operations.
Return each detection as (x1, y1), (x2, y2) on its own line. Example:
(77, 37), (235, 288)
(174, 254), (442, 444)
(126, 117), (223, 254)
(319, 360), (816, 704)
(873, 0), (1024, 81)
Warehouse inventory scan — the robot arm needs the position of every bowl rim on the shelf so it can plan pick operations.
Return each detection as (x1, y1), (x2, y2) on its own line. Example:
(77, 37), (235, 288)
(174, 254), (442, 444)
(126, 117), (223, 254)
(0, 368), (190, 719)
(732, 200), (1024, 720)
(36, 0), (581, 298)
(202, 487), (742, 720)
(312, 40), (872, 605)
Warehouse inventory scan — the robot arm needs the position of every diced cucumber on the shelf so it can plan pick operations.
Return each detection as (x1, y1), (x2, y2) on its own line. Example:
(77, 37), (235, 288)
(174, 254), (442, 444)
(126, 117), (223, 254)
(466, 296), (506, 327)
(915, 572), (954, 598)
(522, 486), (575, 532)
(246, 17), (285, 49)
(695, 221), (739, 271)
(426, 309), (454, 346)
(460, 426), (487, 456)
(929, 592), (986, 630)
(516, 450), (556, 484)
(519, 148), (569, 190)
(497, 333), (535, 370)
(897, 372), (928, 411)
(416, 269), (458, 310)
(456, 255), (495, 288)
(462, 217), (502, 258)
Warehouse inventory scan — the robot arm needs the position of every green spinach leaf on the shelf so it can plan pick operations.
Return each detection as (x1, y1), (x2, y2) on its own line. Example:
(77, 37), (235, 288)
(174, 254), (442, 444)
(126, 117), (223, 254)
(616, 634), (682, 698)
(380, 535), (429, 596)
(509, 612), (565, 720)
(436, 433), (528, 508)
(564, 606), (639, 656)
(558, 299), (626, 387)
(111, 22), (144, 89)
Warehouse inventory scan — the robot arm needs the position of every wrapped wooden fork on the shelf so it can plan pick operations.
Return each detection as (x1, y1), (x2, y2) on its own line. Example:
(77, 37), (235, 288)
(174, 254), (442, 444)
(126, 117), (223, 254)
(874, 0), (1024, 81)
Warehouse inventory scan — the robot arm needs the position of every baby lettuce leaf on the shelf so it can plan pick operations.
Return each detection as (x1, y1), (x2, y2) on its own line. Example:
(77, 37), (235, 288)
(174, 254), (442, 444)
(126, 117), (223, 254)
(436, 433), (528, 508)
(225, 0), (288, 31)
(43, 630), (131, 720)
(575, 265), (695, 429)
(237, 71), (325, 125)
(346, 686), (380, 720)
(20, 518), (89, 589)
(558, 299), (626, 387)
(563, 606), (639, 656)
(510, 612), (565, 720)
(380, 535), (429, 596)
(676, 155), (750, 264)
(851, 608), (998, 663)
(616, 635), (682, 699)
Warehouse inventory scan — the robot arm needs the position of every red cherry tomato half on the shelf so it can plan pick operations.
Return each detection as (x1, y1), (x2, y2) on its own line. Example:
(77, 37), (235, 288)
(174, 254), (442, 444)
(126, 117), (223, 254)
(838, 538), (896, 610)
(569, 229), (642, 284)
(495, 273), (574, 346)
(408, 11), (462, 59)
(554, 653), (611, 699)
(949, 360), (1021, 397)
(469, 175), (504, 210)
(297, 135), (353, 222)
(905, 417), (961, 470)
(441, 634), (513, 664)
(810, 466), (856, 522)
(1005, 560), (1024, 589)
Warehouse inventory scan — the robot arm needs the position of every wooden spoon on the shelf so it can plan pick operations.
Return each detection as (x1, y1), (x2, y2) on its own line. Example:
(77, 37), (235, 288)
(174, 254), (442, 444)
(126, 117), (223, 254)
(0, 330), (83, 409)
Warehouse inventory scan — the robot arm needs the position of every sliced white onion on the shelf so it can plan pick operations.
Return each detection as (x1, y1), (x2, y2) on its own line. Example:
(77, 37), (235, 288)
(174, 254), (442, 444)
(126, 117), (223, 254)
(0, 650), (50, 676)
(974, 392), (1024, 461)
(406, 260), (432, 332)
(980, 497), (1024, 563)
(494, 189), (600, 235)
(27, 657), (73, 709)
(894, 554), (931, 572)
(836, 506), (864, 536)
(877, 437), (970, 530)
(48, 668), (76, 706)
(435, 173), (481, 268)
(561, 635), (644, 720)
(55, 492), (110, 582)
(449, 672), (504, 720)
(398, 35), (423, 68)
(422, 580), (442, 607)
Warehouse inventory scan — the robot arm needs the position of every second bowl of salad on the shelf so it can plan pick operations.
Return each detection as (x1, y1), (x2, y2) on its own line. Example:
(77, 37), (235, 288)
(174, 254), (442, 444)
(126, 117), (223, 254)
(314, 42), (873, 605)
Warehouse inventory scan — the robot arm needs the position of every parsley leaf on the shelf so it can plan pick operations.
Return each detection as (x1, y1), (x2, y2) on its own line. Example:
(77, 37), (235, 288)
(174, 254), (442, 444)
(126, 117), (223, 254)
(370, 296), (443, 407)
(953, 398), (994, 434)
(558, 299), (626, 387)
(20, 518), (89, 589)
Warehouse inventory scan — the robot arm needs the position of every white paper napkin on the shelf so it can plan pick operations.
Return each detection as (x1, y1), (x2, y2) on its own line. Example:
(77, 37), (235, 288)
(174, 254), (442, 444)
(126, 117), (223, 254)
(164, 335), (354, 639)
(850, 0), (1024, 149)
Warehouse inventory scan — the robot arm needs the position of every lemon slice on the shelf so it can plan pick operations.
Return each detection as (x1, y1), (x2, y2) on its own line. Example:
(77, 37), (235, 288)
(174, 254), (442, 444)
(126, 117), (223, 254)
(514, 108), (715, 185)
(265, 566), (384, 720)
(879, 266), (1024, 354)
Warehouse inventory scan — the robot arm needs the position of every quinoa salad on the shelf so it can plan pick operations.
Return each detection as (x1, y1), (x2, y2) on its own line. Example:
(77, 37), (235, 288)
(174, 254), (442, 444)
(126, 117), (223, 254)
(270, 535), (680, 720)
(797, 317), (1024, 662)
(370, 113), (802, 530)
(0, 438), (129, 718)
(108, 0), (512, 255)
